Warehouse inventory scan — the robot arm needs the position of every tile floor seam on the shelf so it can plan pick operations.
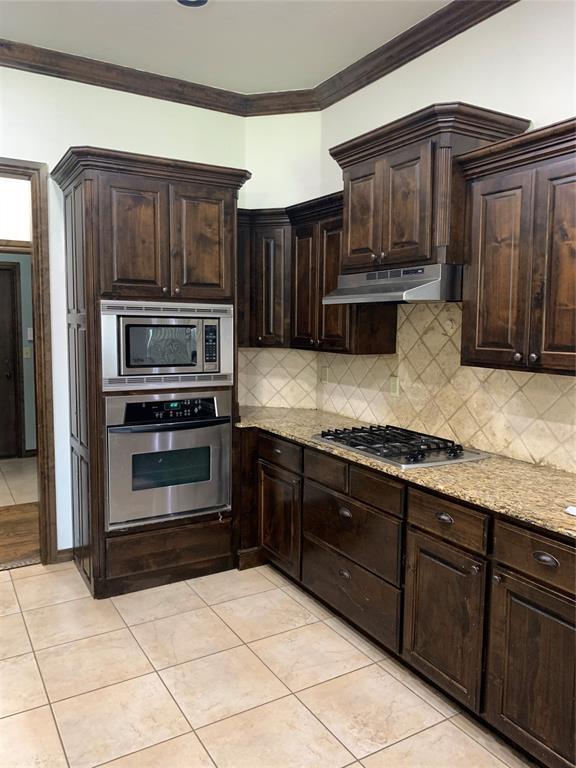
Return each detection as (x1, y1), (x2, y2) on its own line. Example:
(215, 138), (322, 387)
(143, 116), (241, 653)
(8, 572), (72, 768)
(17, 590), (92, 613)
(356, 718), (468, 765)
(376, 659), (461, 718)
(87, 732), (217, 768)
(184, 580), (277, 607)
(111, 598), (209, 627)
(449, 713), (531, 768)
(9, 561), (75, 581)
(293, 687), (363, 763)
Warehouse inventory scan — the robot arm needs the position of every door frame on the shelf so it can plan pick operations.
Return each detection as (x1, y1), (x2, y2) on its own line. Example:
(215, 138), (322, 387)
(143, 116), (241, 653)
(0, 158), (59, 563)
(0, 262), (24, 458)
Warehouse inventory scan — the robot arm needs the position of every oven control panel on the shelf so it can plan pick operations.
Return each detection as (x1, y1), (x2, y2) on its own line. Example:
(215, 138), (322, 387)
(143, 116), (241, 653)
(124, 397), (217, 424)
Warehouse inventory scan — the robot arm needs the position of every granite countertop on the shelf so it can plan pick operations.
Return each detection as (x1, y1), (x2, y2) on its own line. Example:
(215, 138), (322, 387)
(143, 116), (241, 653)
(238, 407), (576, 541)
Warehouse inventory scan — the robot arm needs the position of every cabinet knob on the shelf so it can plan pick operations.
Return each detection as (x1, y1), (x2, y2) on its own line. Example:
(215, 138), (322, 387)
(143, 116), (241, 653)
(258, 336), (263, 343)
(370, 252), (378, 262)
(174, 286), (181, 295)
(162, 286), (169, 294)
(532, 550), (559, 569)
(513, 352), (523, 362)
(338, 507), (352, 520)
(435, 511), (454, 526)
(272, 448), (282, 456)
(492, 574), (502, 584)
(338, 568), (352, 581)
(309, 338), (314, 346)
(380, 251), (387, 262)
(528, 352), (539, 364)
(470, 564), (481, 575)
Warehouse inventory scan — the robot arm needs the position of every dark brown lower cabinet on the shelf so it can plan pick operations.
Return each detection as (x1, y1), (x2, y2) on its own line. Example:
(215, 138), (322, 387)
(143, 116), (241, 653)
(302, 535), (401, 652)
(258, 460), (301, 579)
(485, 567), (576, 768)
(403, 529), (486, 711)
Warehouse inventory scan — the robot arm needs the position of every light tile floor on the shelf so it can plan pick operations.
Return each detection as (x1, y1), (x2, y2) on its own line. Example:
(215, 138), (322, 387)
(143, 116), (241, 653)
(0, 457), (38, 506)
(0, 561), (538, 768)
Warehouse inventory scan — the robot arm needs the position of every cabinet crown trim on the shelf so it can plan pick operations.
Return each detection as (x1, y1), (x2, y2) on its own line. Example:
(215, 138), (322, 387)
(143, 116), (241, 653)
(287, 191), (343, 224)
(329, 102), (530, 168)
(52, 146), (252, 189)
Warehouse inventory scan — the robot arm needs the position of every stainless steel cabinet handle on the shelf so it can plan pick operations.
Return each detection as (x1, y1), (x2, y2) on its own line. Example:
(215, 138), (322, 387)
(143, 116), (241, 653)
(528, 352), (540, 364)
(532, 550), (560, 569)
(435, 511), (454, 525)
(470, 564), (481, 575)
(338, 507), (352, 520)
(338, 568), (352, 580)
(513, 352), (523, 362)
(272, 448), (282, 455)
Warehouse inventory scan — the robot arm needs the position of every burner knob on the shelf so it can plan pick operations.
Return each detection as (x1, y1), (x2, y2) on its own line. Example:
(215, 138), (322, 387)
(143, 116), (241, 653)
(447, 444), (464, 458)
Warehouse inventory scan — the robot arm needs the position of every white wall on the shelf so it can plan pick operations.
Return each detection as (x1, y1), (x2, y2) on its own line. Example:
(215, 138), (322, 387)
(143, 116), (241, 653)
(0, 177), (31, 241)
(320, 0), (576, 192)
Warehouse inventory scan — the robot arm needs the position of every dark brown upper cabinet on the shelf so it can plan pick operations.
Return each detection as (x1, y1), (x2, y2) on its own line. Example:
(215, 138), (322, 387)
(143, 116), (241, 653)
(287, 193), (397, 355)
(460, 119), (576, 375)
(237, 210), (292, 347)
(53, 147), (250, 302)
(330, 103), (530, 273)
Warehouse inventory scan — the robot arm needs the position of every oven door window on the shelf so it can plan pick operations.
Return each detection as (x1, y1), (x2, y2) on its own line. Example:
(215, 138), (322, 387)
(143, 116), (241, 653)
(132, 446), (211, 491)
(125, 324), (198, 369)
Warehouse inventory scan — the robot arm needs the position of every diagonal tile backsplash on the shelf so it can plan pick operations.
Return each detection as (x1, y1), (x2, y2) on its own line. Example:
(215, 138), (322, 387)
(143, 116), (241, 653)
(238, 304), (576, 474)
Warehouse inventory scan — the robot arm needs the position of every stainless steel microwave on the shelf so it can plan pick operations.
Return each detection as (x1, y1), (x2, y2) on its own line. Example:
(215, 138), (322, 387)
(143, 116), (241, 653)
(100, 300), (234, 391)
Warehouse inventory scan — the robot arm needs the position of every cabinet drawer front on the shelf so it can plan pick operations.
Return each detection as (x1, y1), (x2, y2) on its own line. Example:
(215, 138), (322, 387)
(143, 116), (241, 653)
(349, 466), (404, 518)
(304, 450), (348, 494)
(106, 518), (232, 578)
(494, 521), (575, 594)
(302, 536), (401, 652)
(303, 481), (401, 585)
(258, 433), (302, 473)
(408, 489), (488, 554)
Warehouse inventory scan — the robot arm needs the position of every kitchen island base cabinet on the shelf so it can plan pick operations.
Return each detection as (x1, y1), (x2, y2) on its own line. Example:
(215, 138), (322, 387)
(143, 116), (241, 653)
(485, 568), (576, 768)
(403, 530), (486, 711)
(258, 460), (301, 580)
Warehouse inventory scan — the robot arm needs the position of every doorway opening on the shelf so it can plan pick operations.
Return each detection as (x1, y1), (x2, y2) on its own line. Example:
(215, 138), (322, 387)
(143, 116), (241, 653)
(0, 159), (57, 569)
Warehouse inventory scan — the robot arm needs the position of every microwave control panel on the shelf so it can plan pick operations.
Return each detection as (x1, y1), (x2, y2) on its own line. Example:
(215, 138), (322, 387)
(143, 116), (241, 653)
(123, 397), (217, 425)
(204, 320), (219, 371)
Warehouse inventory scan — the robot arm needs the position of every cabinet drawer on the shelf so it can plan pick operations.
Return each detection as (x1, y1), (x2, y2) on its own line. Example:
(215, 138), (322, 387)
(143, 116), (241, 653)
(408, 489), (488, 555)
(106, 518), (232, 578)
(258, 433), (302, 473)
(494, 521), (576, 594)
(304, 450), (348, 494)
(302, 536), (400, 652)
(349, 466), (405, 518)
(303, 481), (401, 585)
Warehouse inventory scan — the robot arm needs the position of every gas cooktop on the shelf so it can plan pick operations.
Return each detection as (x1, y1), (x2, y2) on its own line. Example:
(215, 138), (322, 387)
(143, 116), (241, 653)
(313, 425), (487, 469)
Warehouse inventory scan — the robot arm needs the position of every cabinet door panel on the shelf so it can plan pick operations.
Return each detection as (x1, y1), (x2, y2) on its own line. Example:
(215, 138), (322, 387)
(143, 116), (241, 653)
(342, 164), (379, 272)
(252, 226), (291, 346)
(318, 217), (350, 351)
(530, 158), (576, 373)
(403, 530), (485, 710)
(486, 568), (575, 768)
(258, 460), (301, 578)
(292, 223), (317, 348)
(462, 170), (533, 368)
(170, 184), (232, 300)
(99, 174), (169, 298)
(380, 142), (433, 265)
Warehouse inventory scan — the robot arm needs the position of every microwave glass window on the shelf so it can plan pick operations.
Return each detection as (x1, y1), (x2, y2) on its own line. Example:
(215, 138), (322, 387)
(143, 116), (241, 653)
(126, 324), (198, 368)
(132, 446), (211, 491)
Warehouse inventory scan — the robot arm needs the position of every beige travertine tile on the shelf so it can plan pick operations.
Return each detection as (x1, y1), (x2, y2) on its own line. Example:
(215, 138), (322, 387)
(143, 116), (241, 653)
(362, 720), (509, 767)
(0, 612), (32, 660)
(160, 645), (289, 728)
(0, 474), (15, 506)
(451, 714), (539, 768)
(187, 567), (276, 604)
(378, 657), (459, 717)
(253, 563), (293, 585)
(111, 581), (205, 625)
(299, 665), (445, 759)
(197, 695), (353, 768)
(23, 595), (125, 650)
(52, 673), (190, 768)
(323, 616), (386, 661)
(131, 606), (241, 669)
(10, 560), (74, 580)
(101, 733), (215, 767)
(0, 653), (47, 717)
(0, 580), (20, 615)
(249, 622), (371, 691)
(281, 583), (333, 619)
(212, 588), (318, 642)
(13, 568), (89, 610)
(0, 706), (68, 768)
(37, 628), (153, 701)
(0, 569), (11, 582)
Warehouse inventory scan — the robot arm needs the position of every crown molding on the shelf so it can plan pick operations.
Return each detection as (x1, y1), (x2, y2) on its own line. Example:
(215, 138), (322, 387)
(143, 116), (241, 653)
(0, 0), (520, 117)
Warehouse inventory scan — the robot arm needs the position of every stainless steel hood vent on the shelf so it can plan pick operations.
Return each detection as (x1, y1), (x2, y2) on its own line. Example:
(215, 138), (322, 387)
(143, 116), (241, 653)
(322, 264), (462, 305)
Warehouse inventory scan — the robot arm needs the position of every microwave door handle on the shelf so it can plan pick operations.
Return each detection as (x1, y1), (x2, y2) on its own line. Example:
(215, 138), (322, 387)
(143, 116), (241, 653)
(108, 416), (231, 434)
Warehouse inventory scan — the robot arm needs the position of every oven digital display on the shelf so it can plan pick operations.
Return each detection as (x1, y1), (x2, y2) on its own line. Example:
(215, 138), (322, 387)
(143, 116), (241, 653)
(164, 401), (181, 411)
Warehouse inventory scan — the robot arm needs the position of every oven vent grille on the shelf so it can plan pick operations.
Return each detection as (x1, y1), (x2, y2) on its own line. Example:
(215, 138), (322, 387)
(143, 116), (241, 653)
(100, 301), (233, 317)
(103, 373), (233, 391)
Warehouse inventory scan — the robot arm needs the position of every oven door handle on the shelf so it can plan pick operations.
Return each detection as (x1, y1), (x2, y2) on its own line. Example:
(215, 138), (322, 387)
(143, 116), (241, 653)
(108, 416), (231, 434)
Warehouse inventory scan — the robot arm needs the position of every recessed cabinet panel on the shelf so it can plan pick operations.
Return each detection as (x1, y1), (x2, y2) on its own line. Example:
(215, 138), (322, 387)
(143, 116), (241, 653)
(531, 160), (576, 372)
(318, 219), (349, 351)
(258, 460), (301, 578)
(292, 224), (316, 348)
(343, 169), (378, 271)
(253, 226), (291, 346)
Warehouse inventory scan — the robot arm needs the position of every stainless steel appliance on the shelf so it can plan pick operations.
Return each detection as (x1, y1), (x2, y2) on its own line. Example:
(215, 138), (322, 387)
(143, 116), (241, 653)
(322, 263), (462, 305)
(105, 391), (231, 529)
(101, 300), (234, 390)
(313, 424), (487, 469)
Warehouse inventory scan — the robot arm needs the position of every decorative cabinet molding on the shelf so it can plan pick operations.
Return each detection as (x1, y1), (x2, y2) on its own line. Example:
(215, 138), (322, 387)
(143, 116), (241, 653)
(460, 119), (576, 375)
(330, 103), (530, 273)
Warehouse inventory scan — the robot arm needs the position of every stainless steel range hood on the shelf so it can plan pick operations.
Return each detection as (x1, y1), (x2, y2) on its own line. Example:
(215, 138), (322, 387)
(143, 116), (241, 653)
(322, 263), (462, 305)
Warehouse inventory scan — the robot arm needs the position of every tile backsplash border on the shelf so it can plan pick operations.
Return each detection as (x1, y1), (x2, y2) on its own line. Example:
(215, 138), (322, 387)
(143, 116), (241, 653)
(238, 304), (576, 474)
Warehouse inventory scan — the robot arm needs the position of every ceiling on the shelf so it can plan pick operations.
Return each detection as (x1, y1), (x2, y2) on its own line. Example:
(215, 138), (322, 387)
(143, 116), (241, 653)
(0, 0), (451, 94)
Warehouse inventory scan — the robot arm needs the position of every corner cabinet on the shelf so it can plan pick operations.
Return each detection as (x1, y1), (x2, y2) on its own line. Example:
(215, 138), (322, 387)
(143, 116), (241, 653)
(330, 103), (530, 272)
(460, 119), (576, 375)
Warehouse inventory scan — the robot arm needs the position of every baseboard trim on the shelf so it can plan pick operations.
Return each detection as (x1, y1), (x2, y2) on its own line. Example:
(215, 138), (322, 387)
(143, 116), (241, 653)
(237, 546), (267, 570)
(53, 547), (73, 563)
